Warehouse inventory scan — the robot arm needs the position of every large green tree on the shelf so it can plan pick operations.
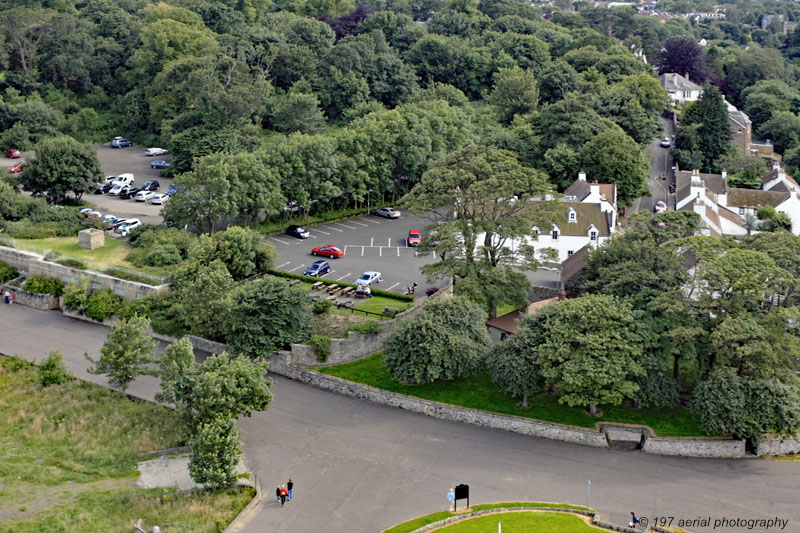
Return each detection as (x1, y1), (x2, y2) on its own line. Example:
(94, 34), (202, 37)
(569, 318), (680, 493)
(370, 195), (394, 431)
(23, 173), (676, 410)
(579, 126), (649, 205)
(20, 136), (102, 202)
(86, 315), (158, 393)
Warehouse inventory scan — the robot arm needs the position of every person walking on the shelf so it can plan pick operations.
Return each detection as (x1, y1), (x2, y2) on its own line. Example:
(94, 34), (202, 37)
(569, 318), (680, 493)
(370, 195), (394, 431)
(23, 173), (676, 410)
(276, 486), (281, 503)
(287, 479), (293, 500)
(8, 292), (13, 305)
(4, 290), (9, 305)
(280, 485), (287, 507)
(630, 511), (639, 528)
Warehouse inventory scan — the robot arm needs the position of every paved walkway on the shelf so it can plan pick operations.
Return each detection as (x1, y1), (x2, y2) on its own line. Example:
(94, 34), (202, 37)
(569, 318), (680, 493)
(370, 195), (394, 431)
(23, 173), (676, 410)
(2, 304), (798, 533)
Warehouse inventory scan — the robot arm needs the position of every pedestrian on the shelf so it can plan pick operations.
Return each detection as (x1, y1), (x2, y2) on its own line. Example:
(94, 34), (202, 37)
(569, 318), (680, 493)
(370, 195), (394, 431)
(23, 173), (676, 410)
(287, 479), (293, 500)
(280, 485), (287, 507)
(8, 292), (13, 305)
(276, 486), (281, 503)
(3, 290), (9, 305)
(630, 511), (639, 528)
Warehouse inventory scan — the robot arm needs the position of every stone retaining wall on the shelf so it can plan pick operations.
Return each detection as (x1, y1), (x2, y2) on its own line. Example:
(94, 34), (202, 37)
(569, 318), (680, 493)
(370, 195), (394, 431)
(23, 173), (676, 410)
(288, 323), (392, 366)
(642, 437), (746, 458)
(0, 245), (167, 300)
(1, 280), (60, 310)
(756, 436), (800, 456)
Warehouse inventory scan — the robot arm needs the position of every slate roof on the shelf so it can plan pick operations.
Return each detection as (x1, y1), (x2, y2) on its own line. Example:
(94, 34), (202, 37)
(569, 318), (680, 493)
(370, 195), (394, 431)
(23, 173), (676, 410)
(563, 180), (591, 201)
(659, 73), (702, 93)
(727, 188), (790, 208)
(554, 203), (612, 236)
(676, 170), (726, 194)
(561, 244), (590, 284)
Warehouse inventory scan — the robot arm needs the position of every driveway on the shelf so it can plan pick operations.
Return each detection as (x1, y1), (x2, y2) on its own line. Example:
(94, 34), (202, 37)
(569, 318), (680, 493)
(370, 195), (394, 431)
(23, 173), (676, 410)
(2, 304), (798, 533)
(632, 117), (675, 214)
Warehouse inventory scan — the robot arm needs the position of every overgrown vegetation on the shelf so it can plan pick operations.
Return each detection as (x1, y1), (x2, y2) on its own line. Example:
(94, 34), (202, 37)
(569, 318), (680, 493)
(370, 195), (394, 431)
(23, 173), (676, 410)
(22, 276), (63, 296)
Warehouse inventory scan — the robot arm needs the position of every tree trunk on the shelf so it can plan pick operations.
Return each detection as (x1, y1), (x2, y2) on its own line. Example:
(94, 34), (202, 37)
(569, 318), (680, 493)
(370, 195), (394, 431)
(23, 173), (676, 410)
(520, 392), (530, 409)
(673, 353), (682, 389)
(588, 403), (598, 416)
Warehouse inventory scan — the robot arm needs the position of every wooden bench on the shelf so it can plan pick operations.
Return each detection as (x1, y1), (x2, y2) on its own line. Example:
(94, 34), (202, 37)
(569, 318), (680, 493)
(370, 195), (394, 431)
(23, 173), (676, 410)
(326, 284), (340, 294)
(311, 281), (325, 291)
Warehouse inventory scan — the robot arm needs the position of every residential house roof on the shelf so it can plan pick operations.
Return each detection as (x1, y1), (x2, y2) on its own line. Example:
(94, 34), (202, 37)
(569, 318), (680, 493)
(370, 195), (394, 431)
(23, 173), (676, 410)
(676, 170), (726, 194)
(726, 188), (790, 208)
(659, 73), (701, 92)
(563, 180), (591, 201)
(560, 244), (591, 284)
(553, 202), (612, 236)
(485, 297), (560, 335)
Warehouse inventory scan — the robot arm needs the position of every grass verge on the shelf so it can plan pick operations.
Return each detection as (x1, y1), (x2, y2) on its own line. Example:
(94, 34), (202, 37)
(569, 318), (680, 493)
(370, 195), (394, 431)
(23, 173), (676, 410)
(434, 511), (603, 532)
(319, 353), (707, 437)
(384, 502), (589, 533)
(0, 356), (252, 531)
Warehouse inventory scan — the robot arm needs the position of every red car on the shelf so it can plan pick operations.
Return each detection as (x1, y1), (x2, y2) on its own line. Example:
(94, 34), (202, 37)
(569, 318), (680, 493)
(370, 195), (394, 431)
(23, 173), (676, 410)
(407, 229), (421, 246)
(4, 149), (21, 159)
(8, 164), (22, 173)
(311, 245), (344, 258)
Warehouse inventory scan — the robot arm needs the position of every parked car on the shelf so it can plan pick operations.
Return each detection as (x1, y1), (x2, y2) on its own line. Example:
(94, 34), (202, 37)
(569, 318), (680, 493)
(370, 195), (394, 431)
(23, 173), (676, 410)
(95, 183), (113, 194)
(407, 229), (421, 246)
(304, 260), (331, 277)
(374, 207), (400, 219)
(140, 180), (160, 191)
(115, 218), (141, 234)
(4, 149), (21, 159)
(151, 193), (169, 205)
(145, 147), (168, 156)
(110, 136), (132, 148)
(78, 207), (94, 215)
(355, 271), (382, 286)
(135, 190), (156, 202)
(150, 160), (170, 169)
(654, 200), (668, 213)
(8, 163), (22, 173)
(311, 245), (344, 258)
(111, 218), (129, 230)
(166, 183), (181, 195)
(100, 214), (120, 228)
(286, 225), (310, 239)
(119, 186), (141, 199)
(112, 173), (134, 186)
(108, 184), (125, 196)
(660, 137), (670, 148)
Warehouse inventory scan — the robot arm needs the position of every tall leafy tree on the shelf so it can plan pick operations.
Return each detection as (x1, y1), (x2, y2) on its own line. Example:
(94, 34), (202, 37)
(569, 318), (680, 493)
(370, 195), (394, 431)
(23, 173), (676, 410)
(86, 316), (158, 394)
(20, 136), (102, 202)
(656, 37), (711, 83)
(488, 311), (546, 408)
(580, 127), (648, 205)
(488, 66), (539, 124)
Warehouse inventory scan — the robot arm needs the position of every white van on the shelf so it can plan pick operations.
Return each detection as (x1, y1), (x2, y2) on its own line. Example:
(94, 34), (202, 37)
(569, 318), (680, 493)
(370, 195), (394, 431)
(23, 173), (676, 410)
(112, 173), (134, 186)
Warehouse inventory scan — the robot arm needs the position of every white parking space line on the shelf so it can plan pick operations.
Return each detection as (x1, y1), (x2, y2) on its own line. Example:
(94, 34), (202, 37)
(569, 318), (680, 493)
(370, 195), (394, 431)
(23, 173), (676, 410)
(308, 234), (317, 238)
(387, 283), (399, 291)
(360, 246), (364, 256)
(336, 273), (351, 281)
(350, 220), (368, 227)
(288, 265), (304, 273)
(269, 237), (291, 245)
(334, 222), (357, 230)
(312, 228), (331, 235)
(370, 237), (374, 247)
(276, 262), (291, 269)
(364, 217), (382, 224)
(397, 247), (400, 256)
(387, 238), (391, 247)
(323, 226), (343, 232)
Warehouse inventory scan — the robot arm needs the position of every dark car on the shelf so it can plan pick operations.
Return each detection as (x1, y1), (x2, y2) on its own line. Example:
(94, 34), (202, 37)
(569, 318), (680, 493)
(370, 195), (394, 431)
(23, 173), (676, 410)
(95, 183), (113, 194)
(119, 186), (141, 199)
(304, 260), (331, 277)
(4, 149), (21, 159)
(150, 160), (170, 169)
(286, 225), (310, 239)
(110, 136), (132, 148)
(141, 180), (160, 191)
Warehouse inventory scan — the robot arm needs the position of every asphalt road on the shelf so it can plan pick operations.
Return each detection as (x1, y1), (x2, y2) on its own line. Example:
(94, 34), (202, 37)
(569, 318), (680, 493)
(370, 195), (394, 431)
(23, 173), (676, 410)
(632, 118), (675, 214)
(2, 304), (798, 533)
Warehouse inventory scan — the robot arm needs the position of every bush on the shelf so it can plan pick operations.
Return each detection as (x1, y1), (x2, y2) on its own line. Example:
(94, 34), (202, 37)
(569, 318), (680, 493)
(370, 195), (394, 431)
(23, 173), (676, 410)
(56, 257), (87, 269)
(62, 276), (89, 311)
(312, 299), (333, 314)
(23, 275), (64, 296)
(268, 270), (414, 302)
(309, 334), (331, 362)
(634, 372), (679, 408)
(425, 287), (439, 297)
(38, 349), (70, 386)
(144, 244), (183, 267)
(347, 320), (381, 335)
(85, 289), (122, 321)
(0, 261), (18, 282)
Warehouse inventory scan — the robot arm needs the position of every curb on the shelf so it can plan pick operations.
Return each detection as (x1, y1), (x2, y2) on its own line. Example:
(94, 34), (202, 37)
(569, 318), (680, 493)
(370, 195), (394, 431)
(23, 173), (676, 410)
(224, 473), (263, 533)
(135, 445), (189, 459)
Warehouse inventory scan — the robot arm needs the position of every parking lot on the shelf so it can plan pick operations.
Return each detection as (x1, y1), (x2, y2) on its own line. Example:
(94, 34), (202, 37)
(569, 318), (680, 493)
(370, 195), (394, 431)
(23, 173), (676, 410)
(90, 143), (173, 225)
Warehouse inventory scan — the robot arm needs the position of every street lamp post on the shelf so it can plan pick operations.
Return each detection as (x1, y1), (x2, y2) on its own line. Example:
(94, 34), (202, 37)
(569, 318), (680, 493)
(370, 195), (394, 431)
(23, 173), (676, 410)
(586, 480), (591, 511)
(367, 188), (371, 213)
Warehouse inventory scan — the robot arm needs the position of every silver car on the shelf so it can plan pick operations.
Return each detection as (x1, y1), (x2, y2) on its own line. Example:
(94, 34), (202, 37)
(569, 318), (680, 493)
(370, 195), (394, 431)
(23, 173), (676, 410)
(375, 207), (400, 219)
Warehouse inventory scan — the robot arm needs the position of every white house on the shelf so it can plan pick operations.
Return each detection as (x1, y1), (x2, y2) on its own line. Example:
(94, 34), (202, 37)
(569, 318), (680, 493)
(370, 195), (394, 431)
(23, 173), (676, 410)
(483, 172), (618, 263)
(659, 73), (702, 104)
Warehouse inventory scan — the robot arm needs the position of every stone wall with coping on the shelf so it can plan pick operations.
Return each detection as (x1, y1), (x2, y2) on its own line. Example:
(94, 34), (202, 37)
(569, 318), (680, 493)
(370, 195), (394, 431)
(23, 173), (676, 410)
(642, 437), (746, 458)
(0, 245), (168, 300)
(1, 279), (60, 310)
(756, 436), (800, 456)
(288, 322), (393, 366)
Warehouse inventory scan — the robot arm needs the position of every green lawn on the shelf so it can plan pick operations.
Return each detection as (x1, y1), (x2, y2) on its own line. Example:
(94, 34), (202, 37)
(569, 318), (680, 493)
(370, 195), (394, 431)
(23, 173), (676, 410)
(319, 353), (707, 437)
(353, 294), (414, 315)
(384, 503), (589, 533)
(435, 511), (602, 532)
(13, 236), (133, 265)
(0, 356), (253, 531)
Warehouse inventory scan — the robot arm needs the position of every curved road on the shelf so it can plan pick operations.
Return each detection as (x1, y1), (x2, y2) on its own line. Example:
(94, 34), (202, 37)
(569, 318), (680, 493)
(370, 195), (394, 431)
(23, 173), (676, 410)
(2, 305), (797, 533)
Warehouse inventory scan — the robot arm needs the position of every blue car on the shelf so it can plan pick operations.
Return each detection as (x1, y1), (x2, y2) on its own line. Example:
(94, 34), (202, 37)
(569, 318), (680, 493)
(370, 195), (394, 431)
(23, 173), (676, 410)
(150, 160), (170, 169)
(166, 183), (181, 195)
(304, 260), (330, 277)
(110, 136), (132, 148)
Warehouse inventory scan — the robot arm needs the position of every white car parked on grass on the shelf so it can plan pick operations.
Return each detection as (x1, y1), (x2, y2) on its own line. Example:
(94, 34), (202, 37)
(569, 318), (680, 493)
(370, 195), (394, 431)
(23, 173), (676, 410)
(355, 271), (382, 286)
(145, 147), (168, 156)
(151, 193), (169, 205)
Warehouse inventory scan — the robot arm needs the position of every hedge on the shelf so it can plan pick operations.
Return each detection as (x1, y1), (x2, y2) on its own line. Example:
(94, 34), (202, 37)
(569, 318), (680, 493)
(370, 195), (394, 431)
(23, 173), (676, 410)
(0, 261), (18, 283)
(268, 270), (414, 302)
(23, 276), (64, 296)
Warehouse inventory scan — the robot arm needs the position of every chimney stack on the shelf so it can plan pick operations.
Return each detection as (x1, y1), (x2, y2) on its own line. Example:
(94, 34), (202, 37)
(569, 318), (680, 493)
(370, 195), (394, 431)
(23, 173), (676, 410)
(578, 170), (586, 182)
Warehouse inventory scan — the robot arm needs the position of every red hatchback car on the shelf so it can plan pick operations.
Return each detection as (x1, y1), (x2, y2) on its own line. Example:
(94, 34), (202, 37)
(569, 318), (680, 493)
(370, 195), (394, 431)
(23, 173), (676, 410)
(407, 229), (421, 246)
(4, 149), (21, 159)
(8, 164), (22, 173)
(311, 245), (344, 258)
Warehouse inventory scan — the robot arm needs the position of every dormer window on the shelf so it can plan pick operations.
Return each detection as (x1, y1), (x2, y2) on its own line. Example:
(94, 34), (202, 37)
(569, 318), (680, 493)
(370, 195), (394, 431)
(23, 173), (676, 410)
(552, 229), (559, 240)
(567, 208), (577, 223)
(590, 231), (597, 241)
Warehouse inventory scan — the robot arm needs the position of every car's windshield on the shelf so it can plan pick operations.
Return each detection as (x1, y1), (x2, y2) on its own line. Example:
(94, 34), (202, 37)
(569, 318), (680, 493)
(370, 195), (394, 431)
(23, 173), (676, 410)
(359, 274), (370, 280)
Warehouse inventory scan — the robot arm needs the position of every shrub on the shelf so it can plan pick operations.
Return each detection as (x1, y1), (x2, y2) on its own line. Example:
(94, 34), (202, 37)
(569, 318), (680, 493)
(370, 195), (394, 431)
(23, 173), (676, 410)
(38, 349), (70, 386)
(85, 289), (122, 321)
(56, 257), (87, 269)
(23, 275), (64, 296)
(313, 299), (333, 314)
(425, 287), (439, 297)
(347, 320), (381, 335)
(634, 372), (679, 408)
(144, 244), (183, 267)
(0, 261), (18, 282)
(309, 334), (331, 362)
(62, 276), (89, 311)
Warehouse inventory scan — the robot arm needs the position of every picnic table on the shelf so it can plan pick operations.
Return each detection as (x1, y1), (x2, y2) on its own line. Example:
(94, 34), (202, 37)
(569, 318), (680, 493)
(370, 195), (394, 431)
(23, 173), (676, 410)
(311, 281), (325, 290)
(341, 287), (355, 297)
(326, 284), (340, 294)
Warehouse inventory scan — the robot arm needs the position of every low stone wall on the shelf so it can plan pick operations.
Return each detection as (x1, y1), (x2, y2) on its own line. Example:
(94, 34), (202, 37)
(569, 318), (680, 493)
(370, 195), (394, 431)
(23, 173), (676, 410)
(756, 436), (800, 456)
(1, 280), (60, 310)
(0, 245), (168, 300)
(62, 307), (115, 326)
(267, 357), (610, 449)
(289, 323), (393, 366)
(642, 437), (746, 458)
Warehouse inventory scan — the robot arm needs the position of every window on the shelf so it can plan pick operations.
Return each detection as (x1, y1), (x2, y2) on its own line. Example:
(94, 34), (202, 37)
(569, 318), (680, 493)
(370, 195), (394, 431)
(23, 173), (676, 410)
(590, 231), (597, 241)
(568, 211), (576, 223)
(567, 251), (574, 256)
(739, 207), (745, 215)
(552, 230), (559, 240)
